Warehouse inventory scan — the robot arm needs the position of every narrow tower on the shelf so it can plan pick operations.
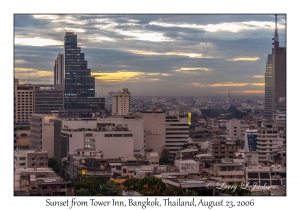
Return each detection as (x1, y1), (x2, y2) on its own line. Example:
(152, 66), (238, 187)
(273, 14), (279, 48)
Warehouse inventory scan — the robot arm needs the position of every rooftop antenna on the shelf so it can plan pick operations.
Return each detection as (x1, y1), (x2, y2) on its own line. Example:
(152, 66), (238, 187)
(273, 14), (279, 48)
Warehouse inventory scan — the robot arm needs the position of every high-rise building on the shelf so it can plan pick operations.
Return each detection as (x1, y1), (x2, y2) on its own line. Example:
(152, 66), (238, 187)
(112, 88), (131, 116)
(33, 84), (64, 114)
(264, 15), (286, 118)
(14, 81), (64, 124)
(64, 32), (105, 111)
(14, 82), (34, 124)
(257, 121), (278, 164)
(30, 114), (57, 158)
(54, 53), (64, 85)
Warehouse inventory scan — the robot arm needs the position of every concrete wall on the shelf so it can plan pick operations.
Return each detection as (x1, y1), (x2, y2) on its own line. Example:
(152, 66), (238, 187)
(64, 131), (134, 159)
(142, 113), (166, 155)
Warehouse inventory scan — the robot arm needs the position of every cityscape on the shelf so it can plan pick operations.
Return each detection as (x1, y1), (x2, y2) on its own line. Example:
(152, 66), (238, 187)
(14, 14), (286, 196)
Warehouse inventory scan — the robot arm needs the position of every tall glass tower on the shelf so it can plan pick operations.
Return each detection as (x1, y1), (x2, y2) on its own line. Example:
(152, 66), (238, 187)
(64, 32), (105, 111)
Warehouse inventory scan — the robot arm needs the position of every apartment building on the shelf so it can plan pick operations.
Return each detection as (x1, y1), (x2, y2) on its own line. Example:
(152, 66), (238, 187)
(208, 138), (244, 159)
(257, 121), (279, 164)
(211, 162), (245, 185)
(165, 116), (192, 153)
(112, 88), (131, 116)
(14, 80), (64, 124)
(14, 150), (48, 170)
(15, 82), (34, 124)
(16, 129), (30, 147)
(30, 114), (57, 158)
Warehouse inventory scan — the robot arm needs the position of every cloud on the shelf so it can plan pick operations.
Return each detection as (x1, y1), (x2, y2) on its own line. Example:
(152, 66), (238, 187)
(13, 14), (285, 96)
(226, 57), (260, 61)
(175, 67), (212, 72)
(149, 20), (285, 33)
(129, 50), (217, 58)
(214, 90), (264, 94)
(15, 37), (63, 46)
(15, 60), (29, 64)
(209, 82), (264, 87)
(92, 71), (143, 82)
(192, 82), (265, 87)
(192, 83), (206, 87)
(253, 75), (264, 78)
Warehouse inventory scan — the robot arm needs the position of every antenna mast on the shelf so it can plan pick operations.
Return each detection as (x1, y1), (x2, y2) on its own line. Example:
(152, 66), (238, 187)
(273, 14), (279, 48)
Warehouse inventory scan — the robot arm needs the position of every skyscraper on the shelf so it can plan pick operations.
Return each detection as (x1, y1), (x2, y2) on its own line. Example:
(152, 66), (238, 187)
(64, 32), (105, 111)
(264, 15), (286, 118)
(54, 53), (64, 85)
(112, 88), (131, 116)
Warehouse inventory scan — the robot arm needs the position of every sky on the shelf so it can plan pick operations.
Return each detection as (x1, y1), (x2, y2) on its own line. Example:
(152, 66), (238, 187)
(14, 14), (286, 97)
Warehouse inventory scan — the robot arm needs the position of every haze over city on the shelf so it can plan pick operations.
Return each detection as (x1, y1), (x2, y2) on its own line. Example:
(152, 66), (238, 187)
(14, 14), (286, 96)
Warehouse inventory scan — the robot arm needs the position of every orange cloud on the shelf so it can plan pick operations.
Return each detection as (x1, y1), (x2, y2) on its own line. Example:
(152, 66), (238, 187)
(209, 82), (264, 87)
(226, 57), (260, 61)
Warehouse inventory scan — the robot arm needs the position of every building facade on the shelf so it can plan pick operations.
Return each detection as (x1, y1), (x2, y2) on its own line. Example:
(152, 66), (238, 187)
(264, 15), (286, 118)
(244, 130), (258, 152)
(257, 122), (278, 164)
(33, 85), (64, 114)
(14, 150), (48, 170)
(54, 53), (65, 85)
(165, 116), (191, 153)
(64, 32), (105, 111)
(30, 114), (57, 158)
(54, 116), (144, 162)
(14, 81), (64, 124)
(136, 109), (166, 155)
(15, 82), (34, 124)
(112, 88), (131, 116)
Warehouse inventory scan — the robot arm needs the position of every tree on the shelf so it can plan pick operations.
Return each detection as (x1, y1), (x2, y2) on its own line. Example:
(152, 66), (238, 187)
(123, 178), (140, 192)
(99, 181), (122, 196)
(228, 111), (248, 119)
(228, 105), (237, 113)
(162, 186), (198, 196)
(73, 176), (109, 196)
(48, 158), (60, 174)
(136, 176), (166, 196)
(182, 143), (200, 150)
(159, 148), (175, 165)
(220, 185), (251, 196)
(75, 188), (91, 196)
(184, 189), (198, 196)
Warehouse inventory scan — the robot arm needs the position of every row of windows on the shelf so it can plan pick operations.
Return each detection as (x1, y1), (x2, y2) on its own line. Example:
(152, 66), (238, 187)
(166, 124), (188, 126)
(165, 132), (189, 135)
(104, 134), (133, 137)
